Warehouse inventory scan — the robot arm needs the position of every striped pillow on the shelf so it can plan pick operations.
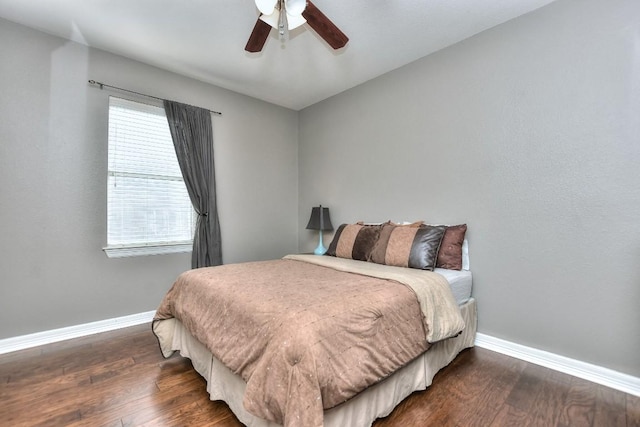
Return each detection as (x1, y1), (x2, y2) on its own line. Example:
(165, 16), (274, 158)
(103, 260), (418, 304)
(325, 222), (385, 261)
(369, 223), (446, 270)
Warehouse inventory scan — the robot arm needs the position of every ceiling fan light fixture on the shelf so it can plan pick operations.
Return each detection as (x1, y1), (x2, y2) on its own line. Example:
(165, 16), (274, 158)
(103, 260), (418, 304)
(259, 8), (306, 32)
(285, 0), (306, 16)
(277, 1), (287, 35)
(247, 0), (347, 53)
(259, 10), (280, 29)
(255, 0), (277, 15)
(259, 10), (286, 36)
(286, 12), (306, 30)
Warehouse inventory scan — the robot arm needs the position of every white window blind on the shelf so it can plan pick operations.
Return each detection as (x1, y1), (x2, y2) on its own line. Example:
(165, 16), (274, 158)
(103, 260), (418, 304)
(105, 96), (194, 257)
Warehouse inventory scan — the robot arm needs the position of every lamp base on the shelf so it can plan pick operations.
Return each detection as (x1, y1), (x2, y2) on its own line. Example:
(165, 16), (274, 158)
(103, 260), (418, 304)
(313, 230), (326, 255)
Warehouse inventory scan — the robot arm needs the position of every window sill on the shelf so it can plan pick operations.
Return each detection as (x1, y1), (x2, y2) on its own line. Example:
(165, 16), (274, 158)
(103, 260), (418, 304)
(103, 243), (192, 258)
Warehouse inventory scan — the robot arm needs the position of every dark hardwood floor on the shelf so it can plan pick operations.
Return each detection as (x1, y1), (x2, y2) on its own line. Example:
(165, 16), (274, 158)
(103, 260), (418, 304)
(1, 324), (638, 426)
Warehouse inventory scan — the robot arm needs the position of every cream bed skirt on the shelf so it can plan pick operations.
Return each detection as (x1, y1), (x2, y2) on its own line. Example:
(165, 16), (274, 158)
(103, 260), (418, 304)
(154, 297), (477, 427)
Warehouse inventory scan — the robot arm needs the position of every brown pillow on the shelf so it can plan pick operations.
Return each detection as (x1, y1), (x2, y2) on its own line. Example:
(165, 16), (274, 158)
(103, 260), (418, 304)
(369, 223), (446, 270)
(325, 223), (385, 261)
(435, 224), (467, 270)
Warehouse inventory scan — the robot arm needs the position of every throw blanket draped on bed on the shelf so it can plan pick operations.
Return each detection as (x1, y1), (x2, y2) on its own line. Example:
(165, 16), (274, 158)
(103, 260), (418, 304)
(153, 255), (464, 427)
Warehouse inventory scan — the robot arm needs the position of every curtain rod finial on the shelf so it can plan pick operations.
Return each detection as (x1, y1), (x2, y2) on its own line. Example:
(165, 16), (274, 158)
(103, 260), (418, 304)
(88, 80), (104, 90)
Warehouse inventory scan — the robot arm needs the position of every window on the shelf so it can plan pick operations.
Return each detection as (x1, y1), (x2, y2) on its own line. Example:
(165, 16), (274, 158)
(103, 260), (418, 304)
(104, 97), (195, 258)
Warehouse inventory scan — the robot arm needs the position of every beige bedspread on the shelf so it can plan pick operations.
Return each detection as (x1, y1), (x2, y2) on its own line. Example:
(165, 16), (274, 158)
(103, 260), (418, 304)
(153, 255), (464, 427)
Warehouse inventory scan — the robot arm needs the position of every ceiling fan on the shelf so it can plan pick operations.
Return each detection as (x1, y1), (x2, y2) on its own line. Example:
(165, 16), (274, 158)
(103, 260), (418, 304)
(245, 0), (348, 52)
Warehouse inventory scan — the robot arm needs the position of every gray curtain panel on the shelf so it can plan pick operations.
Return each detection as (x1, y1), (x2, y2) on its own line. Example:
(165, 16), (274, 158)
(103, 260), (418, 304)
(164, 100), (222, 268)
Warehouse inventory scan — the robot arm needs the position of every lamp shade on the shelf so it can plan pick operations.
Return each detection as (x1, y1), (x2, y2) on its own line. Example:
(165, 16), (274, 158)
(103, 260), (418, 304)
(306, 205), (333, 231)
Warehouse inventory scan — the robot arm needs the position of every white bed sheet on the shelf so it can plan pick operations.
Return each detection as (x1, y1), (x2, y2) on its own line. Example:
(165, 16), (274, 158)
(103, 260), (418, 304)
(435, 268), (473, 305)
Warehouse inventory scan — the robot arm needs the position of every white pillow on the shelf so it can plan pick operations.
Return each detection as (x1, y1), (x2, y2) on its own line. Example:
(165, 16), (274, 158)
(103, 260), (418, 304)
(462, 238), (470, 270)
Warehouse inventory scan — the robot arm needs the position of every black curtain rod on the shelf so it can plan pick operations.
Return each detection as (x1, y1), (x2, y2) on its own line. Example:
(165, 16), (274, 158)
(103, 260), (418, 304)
(88, 80), (222, 116)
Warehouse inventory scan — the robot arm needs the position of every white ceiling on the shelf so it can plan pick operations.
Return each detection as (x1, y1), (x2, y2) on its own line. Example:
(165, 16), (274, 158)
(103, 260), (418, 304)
(0, 0), (556, 110)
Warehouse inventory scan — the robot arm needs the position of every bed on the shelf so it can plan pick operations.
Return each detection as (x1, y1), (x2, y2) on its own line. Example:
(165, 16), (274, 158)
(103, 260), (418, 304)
(153, 222), (476, 427)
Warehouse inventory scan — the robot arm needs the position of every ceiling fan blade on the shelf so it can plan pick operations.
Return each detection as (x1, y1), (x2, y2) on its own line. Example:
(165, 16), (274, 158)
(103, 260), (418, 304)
(245, 18), (272, 52)
(302, 0), (348, 50)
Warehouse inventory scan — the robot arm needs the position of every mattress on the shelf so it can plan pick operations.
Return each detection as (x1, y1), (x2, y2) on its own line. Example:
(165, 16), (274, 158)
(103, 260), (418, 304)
(434, 268), (473, 305)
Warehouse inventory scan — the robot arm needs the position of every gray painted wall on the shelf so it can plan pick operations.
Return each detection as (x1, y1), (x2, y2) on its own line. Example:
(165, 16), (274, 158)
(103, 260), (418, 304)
(299, 0), (640, 377)
(0, 18), (299, 339)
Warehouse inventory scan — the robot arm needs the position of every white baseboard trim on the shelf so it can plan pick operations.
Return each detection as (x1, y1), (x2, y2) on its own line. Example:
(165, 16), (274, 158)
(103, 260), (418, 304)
(2, 314), (638, 398)
(0, 311), (156, 355)
(475, 332), (640, 397)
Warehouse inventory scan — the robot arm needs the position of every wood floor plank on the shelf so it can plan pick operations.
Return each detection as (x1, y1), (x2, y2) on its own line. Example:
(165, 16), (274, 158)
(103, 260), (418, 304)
(65, 414), (125, 427)
(3, 355), (162, 424)
(593, 385), (628, 427)
(628, 393), (640, 427)
(28, 409), (83, 427)
(455, 352), (528, 426)
(525, 369), (572, 427)
(120, 386), (211, 426)
(1, 324), (638, 427)
(154, 357), (204, 391)
(558, 379), (596, 427)
(135, 400), (215, 427)
(489, 403), (530, 426)
(71, 365), (164, 420)
(420, 351), (499, 424)
(505, 362), (551, 413)
(0, 345), (43, 365)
